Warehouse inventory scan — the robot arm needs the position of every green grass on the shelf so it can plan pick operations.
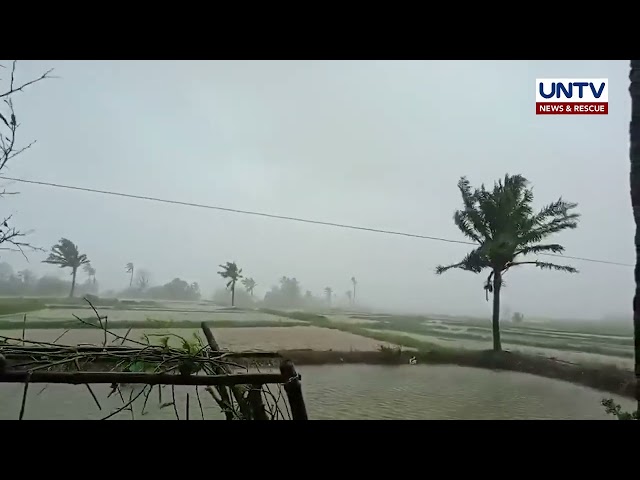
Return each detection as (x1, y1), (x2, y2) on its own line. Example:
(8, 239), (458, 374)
(0, 298), (46, 316)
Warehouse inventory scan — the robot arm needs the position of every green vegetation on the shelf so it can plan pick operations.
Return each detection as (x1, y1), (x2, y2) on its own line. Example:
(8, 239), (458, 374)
(42, 238), (91, 298)
(0, 298), (46, 316)
(435, 175), (580, 352)
(241, 277), (257, 296)
(601, 399), (639, 420)
(218, 261), (243, 307)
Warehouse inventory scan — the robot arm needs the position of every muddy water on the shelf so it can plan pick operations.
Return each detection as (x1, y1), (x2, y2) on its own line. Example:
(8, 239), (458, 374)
(0, 365), (630, 420)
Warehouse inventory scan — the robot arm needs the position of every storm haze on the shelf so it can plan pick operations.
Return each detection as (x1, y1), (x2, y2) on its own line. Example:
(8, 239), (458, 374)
(0, 60), (631, 320)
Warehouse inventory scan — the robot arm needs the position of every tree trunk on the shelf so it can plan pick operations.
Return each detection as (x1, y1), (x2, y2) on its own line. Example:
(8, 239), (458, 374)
(69, 267), (77, 298)
(129, 269), (133, 287)
(353, 284), (357, 305)
(629, 59), (640, 413)
(231, 282), (235, 307)
(491, 269), (502, 352)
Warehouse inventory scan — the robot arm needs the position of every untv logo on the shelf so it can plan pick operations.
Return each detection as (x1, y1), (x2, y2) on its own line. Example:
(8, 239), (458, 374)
(535, 78), (608, 115)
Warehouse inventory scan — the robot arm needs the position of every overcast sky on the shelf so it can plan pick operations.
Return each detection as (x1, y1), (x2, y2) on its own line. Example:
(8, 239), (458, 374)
(0, 60), (632, 320)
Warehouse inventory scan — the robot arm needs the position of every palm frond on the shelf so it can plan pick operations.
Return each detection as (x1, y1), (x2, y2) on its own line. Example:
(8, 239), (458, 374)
(516, 244), (565, 256)
(534, 261), (578, 273)
(435, 248), (489, 275)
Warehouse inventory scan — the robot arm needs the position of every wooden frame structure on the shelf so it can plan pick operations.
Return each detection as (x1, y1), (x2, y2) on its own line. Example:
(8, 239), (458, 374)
(0, 317), (308, 420)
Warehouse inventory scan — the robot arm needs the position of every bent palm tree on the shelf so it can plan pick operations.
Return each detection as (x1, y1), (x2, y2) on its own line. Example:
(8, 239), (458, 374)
(218, 261), (243, 306)
(43, 238), (90, 298)
(436, 174), (580, 352)
(241, 277), (257, 296)
(125, 262), (134, 287)
(630, 59), (640, 412)
(351, 276), (357, 304)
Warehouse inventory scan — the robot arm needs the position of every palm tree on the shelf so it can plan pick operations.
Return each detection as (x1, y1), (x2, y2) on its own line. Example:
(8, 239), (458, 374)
(83, 263), (96, 284)
(43, 238), (90, 298)
(136, 269), (150, 290)
(241, 277), (257, 296)
(346, 290), (353, 304)
(629, 60), (640, 413)
(435, 174), (580, 352)
(125, 262), (134, 287)
(324, 287), (333, 306)
(218, 261), (243, 306)
(351, 276), (357, 304)
(17, 269), (34, 285)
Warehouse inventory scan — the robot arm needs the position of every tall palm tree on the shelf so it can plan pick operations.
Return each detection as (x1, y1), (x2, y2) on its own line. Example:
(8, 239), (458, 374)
(43, 238), (90, 298)
(125, 262), (134, 287)
(241, 277), (257, 296)
(218, 261), (243, 306)
(629, 60), (640, 412)
(351, 276), (357, 304)
(436, 174), (580, 352)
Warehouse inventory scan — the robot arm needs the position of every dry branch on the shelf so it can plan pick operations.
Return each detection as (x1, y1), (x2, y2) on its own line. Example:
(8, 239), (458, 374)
(0, 298), (301, 420)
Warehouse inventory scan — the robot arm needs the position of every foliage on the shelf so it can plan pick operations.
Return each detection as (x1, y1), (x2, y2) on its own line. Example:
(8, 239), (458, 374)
(42, 238), (91, 298)
(601, 399), (639, 420)
(435, 174), (580, 351)
(146, 278), (201, 301)
(241, 277), (257, 296)
(512, 312), (524, 323)
(218, 261), (242, 307)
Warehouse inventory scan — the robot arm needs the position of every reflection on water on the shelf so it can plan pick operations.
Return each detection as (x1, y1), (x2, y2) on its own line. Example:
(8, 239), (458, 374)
(0, 365), (631, 420)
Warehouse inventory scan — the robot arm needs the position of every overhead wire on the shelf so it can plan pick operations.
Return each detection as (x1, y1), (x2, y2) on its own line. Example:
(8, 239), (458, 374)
(0, 175), (633, 268)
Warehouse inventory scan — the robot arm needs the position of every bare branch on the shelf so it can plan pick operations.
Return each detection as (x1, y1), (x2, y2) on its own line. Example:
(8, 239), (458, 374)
(0, 61), (53, 259)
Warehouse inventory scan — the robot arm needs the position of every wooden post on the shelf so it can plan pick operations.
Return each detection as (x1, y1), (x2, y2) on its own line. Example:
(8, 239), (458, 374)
(279, 359), (308, 420)
(201, 322), (252, 420)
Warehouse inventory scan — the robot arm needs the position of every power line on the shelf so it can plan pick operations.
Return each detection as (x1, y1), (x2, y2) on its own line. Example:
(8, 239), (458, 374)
(0, 175), (633, 268)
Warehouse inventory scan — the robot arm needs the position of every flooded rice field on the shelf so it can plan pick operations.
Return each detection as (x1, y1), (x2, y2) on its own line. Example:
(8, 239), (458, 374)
(0, 326), (395, 351)
(0, 365), (630, 420)
(368, 329), (634, 370)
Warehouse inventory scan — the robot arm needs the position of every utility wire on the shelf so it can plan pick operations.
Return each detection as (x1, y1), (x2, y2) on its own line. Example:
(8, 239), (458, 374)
(0, 175), (633, 268)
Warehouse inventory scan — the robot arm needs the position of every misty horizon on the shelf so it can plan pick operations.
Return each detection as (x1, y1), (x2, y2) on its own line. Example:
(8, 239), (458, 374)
(0, 60), (632, 321)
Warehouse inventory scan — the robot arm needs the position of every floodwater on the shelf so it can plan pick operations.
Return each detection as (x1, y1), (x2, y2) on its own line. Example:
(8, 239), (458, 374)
(0, 365), (630, 420)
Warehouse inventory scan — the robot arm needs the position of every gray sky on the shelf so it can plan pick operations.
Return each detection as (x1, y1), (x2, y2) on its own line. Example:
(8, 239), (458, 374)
(0, 60), (633, 320)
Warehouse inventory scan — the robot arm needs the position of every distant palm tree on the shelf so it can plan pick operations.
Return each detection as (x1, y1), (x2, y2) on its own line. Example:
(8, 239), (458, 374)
(136, 269), (150, 290)
(17, 269), (34, 285)
(629, 59), (640, 412)
(324, 287), (333, 306)
(218, 261), (243, 306)
(346, 290), (353, 304)
(43, 238), (90, 298)
(436, 174), (579, 352)
(241, 277), (257, 296)
(351, 276), (357, 304)
(125, 262), (134, 287)
(83, 263), (96, 284)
